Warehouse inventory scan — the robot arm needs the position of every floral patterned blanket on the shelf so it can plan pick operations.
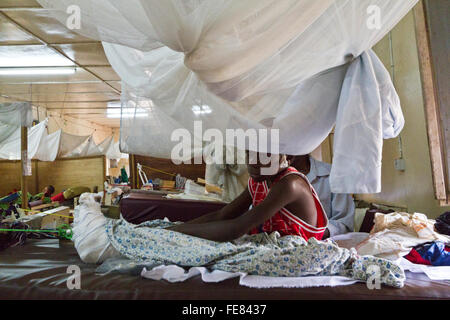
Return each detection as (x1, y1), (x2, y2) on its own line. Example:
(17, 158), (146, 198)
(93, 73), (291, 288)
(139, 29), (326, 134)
(104, 218), (405, 288)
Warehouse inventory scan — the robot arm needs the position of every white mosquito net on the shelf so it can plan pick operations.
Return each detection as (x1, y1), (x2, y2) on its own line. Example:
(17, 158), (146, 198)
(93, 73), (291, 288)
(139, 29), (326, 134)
(98, 136), (127, 159)
(33, 127), (62, 162)
(64, 136), (99, 158)
(62, 135), (124, 159)
(0, 102), (33, 145)
(0, 117), (122, 161)
(37, 0), (418, 193)
(58, 132), (90, 158)
(0, 119), (48, 161)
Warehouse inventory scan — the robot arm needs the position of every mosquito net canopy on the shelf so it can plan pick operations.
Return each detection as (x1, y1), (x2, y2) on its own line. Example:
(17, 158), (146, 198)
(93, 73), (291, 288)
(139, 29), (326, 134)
(37, 0), (418, 193)
(0, 102), (33, 145)
(0, 119), (124, 161)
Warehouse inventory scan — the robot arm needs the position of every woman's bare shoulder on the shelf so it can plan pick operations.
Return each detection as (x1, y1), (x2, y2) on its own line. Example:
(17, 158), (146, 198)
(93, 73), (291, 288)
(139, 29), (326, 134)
(272, 173), (311, 200)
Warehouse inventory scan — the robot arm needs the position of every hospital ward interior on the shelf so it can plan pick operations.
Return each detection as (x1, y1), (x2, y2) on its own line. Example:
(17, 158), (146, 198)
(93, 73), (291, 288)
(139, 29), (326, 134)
(0, 0), (449, 302)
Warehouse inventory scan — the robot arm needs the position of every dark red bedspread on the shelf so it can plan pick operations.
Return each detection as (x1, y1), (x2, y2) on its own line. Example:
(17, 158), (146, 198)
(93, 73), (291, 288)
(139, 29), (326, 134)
(120, 191), (227, 224)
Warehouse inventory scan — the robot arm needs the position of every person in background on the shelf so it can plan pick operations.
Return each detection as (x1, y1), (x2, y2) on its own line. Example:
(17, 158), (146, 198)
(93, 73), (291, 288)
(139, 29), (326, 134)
(0, 185), (55, 209)
(33, 185), (55, 202)
(22, 185), (55, 207)
(290, 155), (355, 239)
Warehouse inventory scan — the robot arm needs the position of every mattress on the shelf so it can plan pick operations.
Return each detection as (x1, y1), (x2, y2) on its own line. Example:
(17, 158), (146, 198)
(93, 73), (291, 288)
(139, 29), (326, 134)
(1, 239), (449, 300)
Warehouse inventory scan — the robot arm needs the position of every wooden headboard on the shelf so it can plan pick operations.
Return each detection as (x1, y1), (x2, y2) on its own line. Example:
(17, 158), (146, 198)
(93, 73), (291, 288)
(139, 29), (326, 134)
(0, 156), (106, 196)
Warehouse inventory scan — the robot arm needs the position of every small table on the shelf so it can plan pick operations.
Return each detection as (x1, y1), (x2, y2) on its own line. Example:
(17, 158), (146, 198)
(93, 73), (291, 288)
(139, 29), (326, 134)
(120, 191), (227, 224)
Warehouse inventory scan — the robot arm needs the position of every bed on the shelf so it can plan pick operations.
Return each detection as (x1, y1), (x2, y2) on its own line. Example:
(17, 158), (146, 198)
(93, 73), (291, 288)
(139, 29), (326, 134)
(120, 191), (227, 224)
(0, 237), (449, 300)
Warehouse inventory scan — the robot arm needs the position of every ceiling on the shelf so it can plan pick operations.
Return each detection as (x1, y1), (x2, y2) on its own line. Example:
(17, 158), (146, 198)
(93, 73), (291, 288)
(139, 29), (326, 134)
(0, 0), (122, 127)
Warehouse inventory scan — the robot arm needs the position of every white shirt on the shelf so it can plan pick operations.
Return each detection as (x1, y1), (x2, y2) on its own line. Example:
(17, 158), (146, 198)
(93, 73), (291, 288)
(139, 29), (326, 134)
(306, 156), (355, 237)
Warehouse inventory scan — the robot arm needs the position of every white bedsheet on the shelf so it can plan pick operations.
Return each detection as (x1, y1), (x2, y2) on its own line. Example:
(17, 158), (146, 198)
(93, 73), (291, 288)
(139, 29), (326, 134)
(399, 259), (450, 281)
(141, 265), (358, 289)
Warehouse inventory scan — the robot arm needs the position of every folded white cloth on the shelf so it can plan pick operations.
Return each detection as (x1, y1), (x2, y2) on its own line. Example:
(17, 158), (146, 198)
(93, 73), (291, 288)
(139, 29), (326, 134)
(399, 259), (450, 281)
(141, 265), (358, 288)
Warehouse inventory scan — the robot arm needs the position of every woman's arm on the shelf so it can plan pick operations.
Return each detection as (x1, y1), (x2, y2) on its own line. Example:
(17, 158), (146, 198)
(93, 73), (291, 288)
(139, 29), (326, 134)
(169, 175), (314, 242)
(183, 188), (252, 224)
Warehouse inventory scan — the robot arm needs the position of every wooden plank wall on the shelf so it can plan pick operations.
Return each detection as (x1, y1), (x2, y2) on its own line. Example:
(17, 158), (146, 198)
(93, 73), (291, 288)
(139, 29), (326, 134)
(36, 156), (106, 194)
(0, 156), (106, 196)
(1, 160), (38, 196)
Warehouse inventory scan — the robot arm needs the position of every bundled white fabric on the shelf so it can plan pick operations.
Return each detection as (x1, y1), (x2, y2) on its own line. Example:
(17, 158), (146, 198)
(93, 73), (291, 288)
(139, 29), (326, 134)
(356, 212), (450, 260)
(37, 0), (418, 193)
(72, 193), (120, 264)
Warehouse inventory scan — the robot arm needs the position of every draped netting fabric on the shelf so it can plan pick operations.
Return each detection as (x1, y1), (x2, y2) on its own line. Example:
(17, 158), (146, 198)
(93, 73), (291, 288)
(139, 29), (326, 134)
(0, 102), (33, 145)
(204, 144), (247, 203)
(37, 0), (418, 193)
(58, 132), (90, 158)
(0, 118), (126, 161)
(62, 135), (125, 159)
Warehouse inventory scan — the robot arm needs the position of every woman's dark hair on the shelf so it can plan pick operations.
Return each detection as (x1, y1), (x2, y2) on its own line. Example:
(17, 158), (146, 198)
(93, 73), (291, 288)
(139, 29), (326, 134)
(47, 185), (55, 195)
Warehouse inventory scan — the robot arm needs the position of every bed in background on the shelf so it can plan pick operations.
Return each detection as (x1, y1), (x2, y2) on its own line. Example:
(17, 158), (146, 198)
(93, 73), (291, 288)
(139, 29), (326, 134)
(120, 191), (226, 224)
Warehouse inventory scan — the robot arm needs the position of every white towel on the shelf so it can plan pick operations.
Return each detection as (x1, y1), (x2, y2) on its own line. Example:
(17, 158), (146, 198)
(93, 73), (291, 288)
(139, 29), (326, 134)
(399, 259), (450, 281)
(141, 265), (358, 288)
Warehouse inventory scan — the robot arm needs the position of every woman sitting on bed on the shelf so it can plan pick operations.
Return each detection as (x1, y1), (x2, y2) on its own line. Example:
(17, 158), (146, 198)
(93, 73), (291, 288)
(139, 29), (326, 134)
(168, 152), (328, 242)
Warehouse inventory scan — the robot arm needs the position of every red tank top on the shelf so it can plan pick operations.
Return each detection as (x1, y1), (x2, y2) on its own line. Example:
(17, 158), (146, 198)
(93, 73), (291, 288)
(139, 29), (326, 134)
(248, 167), (328, 240)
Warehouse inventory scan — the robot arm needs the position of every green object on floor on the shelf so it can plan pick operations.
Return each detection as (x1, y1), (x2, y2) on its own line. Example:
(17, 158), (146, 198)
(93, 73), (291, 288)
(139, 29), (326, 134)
(121, 167), (129, 183)
(0, 224), (73, 240)
(15, 192), (33, 206)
